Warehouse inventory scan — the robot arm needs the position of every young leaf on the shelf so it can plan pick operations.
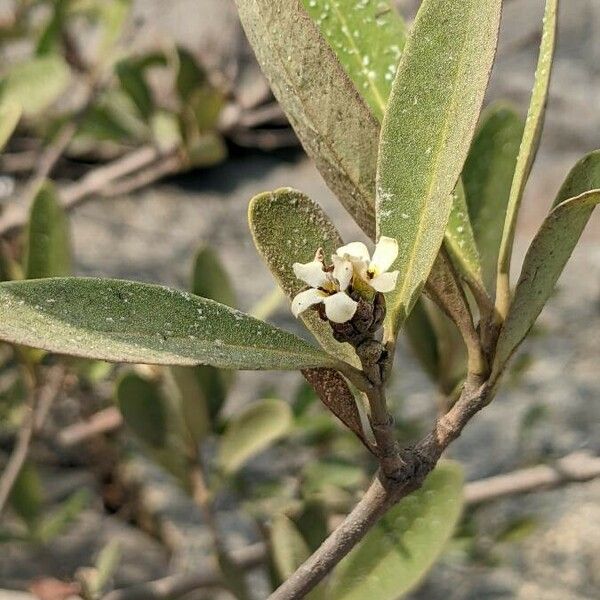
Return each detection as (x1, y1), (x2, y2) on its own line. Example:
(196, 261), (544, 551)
(330, 462), (464, 600)
(24, 182), (72, 280)
(0, 98), (21, 151)
(235, 0), (379, 237)
(463, 103), (524, 289)
(116, 372), (169, 449)
(116, 59), (154, 120)
(496, 0), (558, 314)
(192, 246), (236, 308)
(36, 489), (89, 544)
(1, 55), (71, 117)
(248, 188), (359, 367)
(377, 0), (502, 337)
(91, 541), (122, 596)
(0, 278), (336, 370)
(444, 181), (483, 287)
(301, 0), (407, 121)
(217, 398), (293, 474)
(493, 189), (600, 374)
(9, 462), (43, 530)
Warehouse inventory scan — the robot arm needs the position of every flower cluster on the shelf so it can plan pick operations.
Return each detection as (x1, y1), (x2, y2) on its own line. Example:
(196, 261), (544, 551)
(291, 237), (399, 324)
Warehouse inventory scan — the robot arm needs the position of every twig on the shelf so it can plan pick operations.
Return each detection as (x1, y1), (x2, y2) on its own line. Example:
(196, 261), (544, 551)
(58, 406), (123, 447)
(0, 145), (180, 237)
(101, 542), (265, 600)
(0, 366), (65, 516)
(464, 451), (600, 505)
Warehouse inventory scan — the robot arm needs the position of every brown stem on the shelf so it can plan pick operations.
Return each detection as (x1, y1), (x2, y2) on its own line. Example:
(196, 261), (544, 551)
(269, 373), (489, 599)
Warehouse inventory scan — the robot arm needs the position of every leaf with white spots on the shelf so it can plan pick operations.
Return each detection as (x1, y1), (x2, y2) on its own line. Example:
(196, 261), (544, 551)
(0, 278), (336, 370)
(329, 462), (464, 600)
(302, 0), (407, 121)
(377, 0), (502, 338)
(496, 0), (558, 313)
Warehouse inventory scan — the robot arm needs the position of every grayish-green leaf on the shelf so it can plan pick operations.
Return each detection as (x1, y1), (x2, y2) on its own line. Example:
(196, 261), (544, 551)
(218, 399), (293, 474)
(248, 188), (358, 367)
(301, 0), (406, 121)
(0, 98), (21, 151)
(235, 0), (379, 237)
(463, 103), (524, 289)
(169, 366), (211, 444)
(116, 372), (168, 448)
(494, 190), (600, 374)
(24, 181), (71, 280)
(377, 0), (502, 337)
(37, 489), (89, 544)
(0, 278), (335, 370)
(1, 55), (71, 117)
(9, 462), (42, 529)
(330, 462), (464, 600)
(496, 0), (558, 311)
(404, 300), (440, 382)
(444, 181), (482, 286)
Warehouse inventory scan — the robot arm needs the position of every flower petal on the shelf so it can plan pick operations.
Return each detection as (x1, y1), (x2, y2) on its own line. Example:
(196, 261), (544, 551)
(323, 292), (358, 323)
(293, 260), (329, 288)
(336, 241), (370, 263)
(370, 271), (399, 293)
(371, 236), (399, 274)
(332, 255), (353, 291)
(291, 288), (327, 318)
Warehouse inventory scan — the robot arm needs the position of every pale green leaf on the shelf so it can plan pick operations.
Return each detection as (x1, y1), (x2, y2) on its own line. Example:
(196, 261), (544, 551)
(496, 0), (558, 311)
(0, 98), (21, 151)
(218, 398), (293, 474)
(150, 110), (182, 152)
(494, 189), (600, 374)
(37, 489), (89, 544)
(235, 0), (379, 237)
(444, 181), (482, 286)
(463, 103), (524, 289)
(301, 0), (406, 121)
(0, 278), (335, 370)
(330, 462), (464, 600)
(10, 462), (43, 529)
(248, 188), (359, 367)
(1, 55), (71, 117)
(93, 541), (122, 596)
(192, 246), (236, 308)
(377, 0), (502, 337)
(24, 181), (72, 280)
(270, 514), (311, 580)
(116, 372), (168, 448)
(169, 366), (211, 443)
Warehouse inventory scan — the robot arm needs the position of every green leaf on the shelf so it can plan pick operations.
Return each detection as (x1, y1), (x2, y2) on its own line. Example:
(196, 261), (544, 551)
(270, 514), (313, 584)
(404, 300), (440, 382)
(235, 0), (379, 238)
(444, 181), (482, 286)
(150, 110), (182, 152)
(9, 462), (43, 530)
(218, 398), (293, 474)
(1, 55), (71, 117)
(496, 0), (558, 312)
(249, 188), (358, 367)
(37, 489), (89, 544)
(36, 0), (69, 56)
(552, 150), (600, 208)
(377, 0), (502, 337)
(169, 366), (211, 444)
(24, 182), (72, 280)
(92, 541), (122, 596)
(0, 97), (21, 151)
(330, 462), (464, 600)
(116, 59), (154, 120)
(463, 103), (524, 289)
(493, 189), (600, 374)
(116, 372), (169, 448)
(96, 0), (131, 58)
(301, 0), (407, 121)
(192, 246), (236, 308)
(0, 278), (335, 370)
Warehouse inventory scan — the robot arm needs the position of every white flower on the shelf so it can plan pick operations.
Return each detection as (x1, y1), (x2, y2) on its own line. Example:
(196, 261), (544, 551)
(335, 236), (399, 293)
(291, 254), (358, 324)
